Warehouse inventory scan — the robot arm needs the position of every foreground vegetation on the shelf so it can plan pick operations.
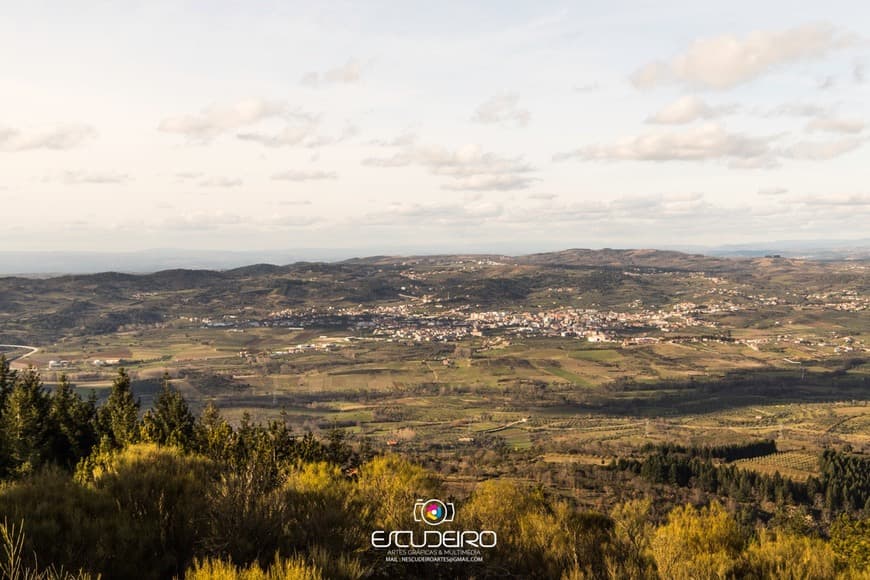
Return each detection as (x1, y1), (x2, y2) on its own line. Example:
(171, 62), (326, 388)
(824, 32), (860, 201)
(1, 363), (869, 578)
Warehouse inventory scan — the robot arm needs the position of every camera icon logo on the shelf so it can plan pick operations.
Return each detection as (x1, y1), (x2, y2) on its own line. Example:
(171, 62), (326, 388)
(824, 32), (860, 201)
(414, 498), (455, 526)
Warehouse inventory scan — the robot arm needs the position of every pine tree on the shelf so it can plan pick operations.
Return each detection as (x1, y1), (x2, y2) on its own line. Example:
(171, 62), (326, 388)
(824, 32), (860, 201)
(96, 368), (140, 448)
(0, 354), (11, 471)
(49, 374), (97, 468)
(0, 354), (15, 408)
(141, 372), (195, 449)
(1, 368), (52, 473)
(195, 402), (235, 463)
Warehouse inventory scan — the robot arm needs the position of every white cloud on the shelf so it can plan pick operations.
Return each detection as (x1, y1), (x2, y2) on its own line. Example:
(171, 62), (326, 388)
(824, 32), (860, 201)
(236, 121), (319, 147)
(300, 59), (363, 87)
(799, 193), (870, 206)
(368, 132), (418, 148)
(299, 123), (359, 148)
(472, 93), (531, 127)
(555, 124), (775, 168)
(198, 177), (243, 188)
(0, 124), (96, 152)
(765, 102), (831, 118)
(441, 174), (536, 191)
(610, 193), (706, 216)
(495, 193), (728, 227)
(158, 211), (318, 231)
(354, 192), (788, 237)
(276, 199), (312, 206)
(362, 201), (504, 226)
(272, 170), (337, 181)
(158, 211), (245, 231)
(361, 152), (413, 168)
(237, 120), (355, 149)
(159, 99), (339, 148)
(805, 116), (865, 134)
(174, 172), (203, 181)
(646, 96), (736, 124)
(728, 156), (780, 170)
(630, 62), (671, 90)
(363, 142), (535, 191)
(557, 121), (866, 168)
(785, 137), (865, 160)
(61, 171), (130, 185)
(43, 170), (128, 185)
(420, 144), (533, 178)
(158, 98), (294, 141)
(631, 23), (856, 90)
(265, 214), (321, 227)
(757, 187), (788, 196)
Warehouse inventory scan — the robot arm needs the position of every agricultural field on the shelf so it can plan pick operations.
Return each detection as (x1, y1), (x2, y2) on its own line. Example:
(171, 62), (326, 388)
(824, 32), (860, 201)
(734, 451), (819, 479)
(4, 328), (868, 478)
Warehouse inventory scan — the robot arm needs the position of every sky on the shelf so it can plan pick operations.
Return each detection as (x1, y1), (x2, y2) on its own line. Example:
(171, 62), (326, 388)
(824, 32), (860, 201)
(1, 0), (869, 255)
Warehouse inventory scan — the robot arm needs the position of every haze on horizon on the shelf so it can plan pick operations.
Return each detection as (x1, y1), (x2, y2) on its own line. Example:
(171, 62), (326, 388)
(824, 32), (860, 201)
(1, 1), (869, 254)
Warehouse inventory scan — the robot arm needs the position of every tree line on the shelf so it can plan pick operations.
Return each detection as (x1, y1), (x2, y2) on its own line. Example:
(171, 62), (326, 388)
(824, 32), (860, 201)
(639, 440), (778, 462)
(0, 356), (354, 478)
(616, 442), (870, 517)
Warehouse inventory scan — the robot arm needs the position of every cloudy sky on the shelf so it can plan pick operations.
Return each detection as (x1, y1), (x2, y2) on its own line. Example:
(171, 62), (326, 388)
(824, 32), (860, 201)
(2, 1), (869, 254)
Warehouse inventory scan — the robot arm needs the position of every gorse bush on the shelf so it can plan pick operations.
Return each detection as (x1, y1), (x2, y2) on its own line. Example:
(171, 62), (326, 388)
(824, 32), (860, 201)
(650, 502), (746, 580)
(746, 530), (838, 580)
(185, 554), (322, 580)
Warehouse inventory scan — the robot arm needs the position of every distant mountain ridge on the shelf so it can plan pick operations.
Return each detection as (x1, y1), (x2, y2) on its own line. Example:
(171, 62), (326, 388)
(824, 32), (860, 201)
(0, 247), (856, 282)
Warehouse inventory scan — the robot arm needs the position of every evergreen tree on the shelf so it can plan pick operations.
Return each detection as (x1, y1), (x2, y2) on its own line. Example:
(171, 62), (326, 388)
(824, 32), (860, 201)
(194, 402), (235, 463)
(325, 428), (356, 466)
(96, 368), (140, 448)
(0, 355), (10, 472)
(1, 368), (52, 474)
(141, 372), (196, 450)
(49, 374), (97, 469)
(0, 354), (15, 409)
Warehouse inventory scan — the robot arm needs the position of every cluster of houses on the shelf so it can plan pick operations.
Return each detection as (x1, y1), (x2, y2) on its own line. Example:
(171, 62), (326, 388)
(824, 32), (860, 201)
(174, 273), (866, 353)
(189, 298), (723, 346)
(47, 358), (120, 370)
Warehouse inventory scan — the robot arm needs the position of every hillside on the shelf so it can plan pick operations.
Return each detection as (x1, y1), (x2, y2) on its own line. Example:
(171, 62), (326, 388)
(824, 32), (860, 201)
(1, 249), (867, 344)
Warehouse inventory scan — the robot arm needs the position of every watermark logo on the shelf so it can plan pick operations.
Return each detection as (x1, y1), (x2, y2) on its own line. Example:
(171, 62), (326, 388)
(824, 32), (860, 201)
(371, 498), (497, 563)
(414, 498), (455, 526)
